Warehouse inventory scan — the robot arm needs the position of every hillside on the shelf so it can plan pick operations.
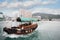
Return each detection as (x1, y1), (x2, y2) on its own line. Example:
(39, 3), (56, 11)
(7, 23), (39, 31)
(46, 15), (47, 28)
(32, 13), (60, 19)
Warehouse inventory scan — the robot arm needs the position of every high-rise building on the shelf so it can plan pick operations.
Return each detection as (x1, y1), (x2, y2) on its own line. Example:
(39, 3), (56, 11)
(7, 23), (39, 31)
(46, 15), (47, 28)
(0, 12), (4, 21)
(0, 12), (3, 18)
(32, 16), (41, 21)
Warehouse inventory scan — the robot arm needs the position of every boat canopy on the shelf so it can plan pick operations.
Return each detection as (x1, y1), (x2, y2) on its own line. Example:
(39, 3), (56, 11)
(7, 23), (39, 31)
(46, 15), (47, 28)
(20, 17), (39, 22)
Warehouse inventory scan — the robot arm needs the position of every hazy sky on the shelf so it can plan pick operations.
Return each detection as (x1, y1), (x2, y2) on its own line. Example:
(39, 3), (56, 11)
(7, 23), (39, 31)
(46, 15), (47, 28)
(0, 0), (60, 16)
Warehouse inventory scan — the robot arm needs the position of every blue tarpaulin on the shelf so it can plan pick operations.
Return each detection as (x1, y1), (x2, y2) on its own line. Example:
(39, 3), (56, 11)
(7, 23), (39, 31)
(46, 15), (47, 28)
(20, 17), (38, 22)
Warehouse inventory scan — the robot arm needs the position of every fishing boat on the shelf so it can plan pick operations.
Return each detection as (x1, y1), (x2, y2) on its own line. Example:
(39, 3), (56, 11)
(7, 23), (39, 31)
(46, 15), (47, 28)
(3, 17), (38, 35)
(3, 22), (38, 35)
(3, 10), (39, 35)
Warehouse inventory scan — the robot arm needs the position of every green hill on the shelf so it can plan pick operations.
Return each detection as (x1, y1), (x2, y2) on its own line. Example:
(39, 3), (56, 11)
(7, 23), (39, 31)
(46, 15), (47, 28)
(33, 13), (60, 19)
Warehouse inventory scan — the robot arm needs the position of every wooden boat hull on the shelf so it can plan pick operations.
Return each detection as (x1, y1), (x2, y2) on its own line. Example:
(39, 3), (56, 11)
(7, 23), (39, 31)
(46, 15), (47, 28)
(3, 24), (38, 35)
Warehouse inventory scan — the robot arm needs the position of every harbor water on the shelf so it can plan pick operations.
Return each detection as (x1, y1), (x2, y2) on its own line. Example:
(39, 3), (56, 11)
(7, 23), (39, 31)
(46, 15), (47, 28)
(0, 21), (60, 40)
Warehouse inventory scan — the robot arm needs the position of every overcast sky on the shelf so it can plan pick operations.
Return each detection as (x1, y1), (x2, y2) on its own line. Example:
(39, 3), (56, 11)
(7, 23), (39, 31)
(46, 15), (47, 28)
(0, 0), (60, 16)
